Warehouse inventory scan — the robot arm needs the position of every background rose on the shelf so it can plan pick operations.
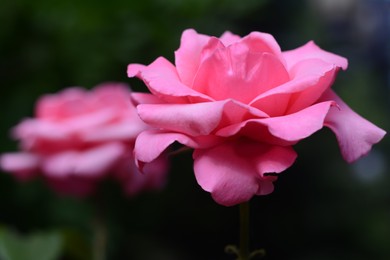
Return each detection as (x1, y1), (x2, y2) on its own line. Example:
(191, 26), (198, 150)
(128, 29), (386, 206)
(0, 83), (168, 197)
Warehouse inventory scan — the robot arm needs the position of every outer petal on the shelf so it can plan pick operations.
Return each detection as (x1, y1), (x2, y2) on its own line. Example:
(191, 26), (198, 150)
(319, 90), (386, 162)
(43, 142), (126, 177)
(261, 101), (335, 141)
(134, 130), (222, 164)
(137, 102), (226, 136)
(217, 101), (335, 143)
(131, 92), (165, 105)
(0, 153), (40, 180)
(283, 41), (348, 71)
(193, 139), (297, 206)
(128, 57), (212, 103)
(137, 100), (268, 137)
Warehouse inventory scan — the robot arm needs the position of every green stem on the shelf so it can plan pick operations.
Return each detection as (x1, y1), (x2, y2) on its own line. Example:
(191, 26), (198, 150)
(93, 214), (107, 260)
(91, 192), (108, 260)
(239, 201), (250, 260)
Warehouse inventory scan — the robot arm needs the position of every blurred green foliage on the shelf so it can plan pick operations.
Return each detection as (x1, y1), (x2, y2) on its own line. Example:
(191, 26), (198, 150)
(0, 0), (389, 259)
(0, 227), (62, 260)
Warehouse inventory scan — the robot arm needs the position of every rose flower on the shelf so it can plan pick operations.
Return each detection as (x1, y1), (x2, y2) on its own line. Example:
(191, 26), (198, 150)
(1, 83), (167, 197)
(128, 29), (386, 206)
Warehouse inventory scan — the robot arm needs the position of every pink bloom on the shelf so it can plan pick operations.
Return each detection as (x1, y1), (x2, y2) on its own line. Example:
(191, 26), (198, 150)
(0, 83), (167, 197)
(128, 29), (386, 206)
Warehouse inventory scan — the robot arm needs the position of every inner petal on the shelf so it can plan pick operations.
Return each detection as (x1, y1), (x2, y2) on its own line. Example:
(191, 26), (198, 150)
(192, 43), (289, 104)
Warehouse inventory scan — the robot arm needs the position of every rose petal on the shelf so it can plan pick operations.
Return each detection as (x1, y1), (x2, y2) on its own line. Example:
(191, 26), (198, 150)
(0, 152), (40, 180)
(14, 108), (124, 153)
(131, 92), (164, 105)
(127, 63), (146, 77)
(138, 102), (224, 136)
(193, 139), (297, 206)
(128, 57), (212, 103)
(193, 43), (289, 104)
(81, 120), (147, 143)
(11, 120), (81, 154)
(134, 130), (222, 164)
(240, 32), (285, 63)
(174, 29), (211, 86)
(13, 119), (69, 142)
(218, 101), (335, 143)
(36, 87), (87, 119)
(249, 59), (337, 116)
(283, 41), (348, 71)
(261, 101), (335, 141)
(137, 100), (268, 136)
(219, 31), (241, 45)
(43, 142), (126, 177)
(92, 82), (132, 106)
(285, 59), (339, 113)
(218, 120), (295, 146)
(319, 90), (386, 162)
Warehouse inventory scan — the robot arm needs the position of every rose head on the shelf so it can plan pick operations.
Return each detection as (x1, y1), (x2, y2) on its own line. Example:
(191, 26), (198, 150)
(128, 29), (386, 206)
(0, 83), (167, 197)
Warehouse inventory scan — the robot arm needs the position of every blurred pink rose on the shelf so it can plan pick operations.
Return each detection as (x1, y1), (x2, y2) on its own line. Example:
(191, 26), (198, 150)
(0, 83), (168, 197)
(128, 29), (386, 206)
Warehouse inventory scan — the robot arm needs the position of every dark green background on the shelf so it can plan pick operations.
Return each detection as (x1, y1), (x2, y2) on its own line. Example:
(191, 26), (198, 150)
(0, 0), (389, 259)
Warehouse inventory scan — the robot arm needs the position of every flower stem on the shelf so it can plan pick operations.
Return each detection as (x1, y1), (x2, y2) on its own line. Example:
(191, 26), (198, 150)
(91, 191), (108, 260)
(93, 214), (107, 260)
(239, 201), (250, 260)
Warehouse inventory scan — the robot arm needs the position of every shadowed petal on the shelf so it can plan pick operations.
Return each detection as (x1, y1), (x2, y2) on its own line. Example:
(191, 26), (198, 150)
(134, 130), (222, 164)
(114, 152), (168, 196)
(193, 139), (297, 206)
(131, 92), (165, 105)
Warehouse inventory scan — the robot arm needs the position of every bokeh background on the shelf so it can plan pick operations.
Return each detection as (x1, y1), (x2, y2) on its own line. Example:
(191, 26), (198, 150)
(0, 0), (389, 259)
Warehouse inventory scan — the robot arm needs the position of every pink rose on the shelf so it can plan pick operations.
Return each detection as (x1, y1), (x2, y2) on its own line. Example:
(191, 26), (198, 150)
(0, 83), (168, 197)
(128, 29), (386, 206)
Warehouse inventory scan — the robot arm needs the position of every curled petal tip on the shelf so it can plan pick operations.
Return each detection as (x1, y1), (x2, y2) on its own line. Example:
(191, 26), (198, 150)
(127, 64), (146, 77)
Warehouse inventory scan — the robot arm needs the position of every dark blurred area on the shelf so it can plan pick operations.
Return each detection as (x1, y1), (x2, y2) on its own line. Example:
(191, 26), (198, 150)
(0, 0), (389, 259)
